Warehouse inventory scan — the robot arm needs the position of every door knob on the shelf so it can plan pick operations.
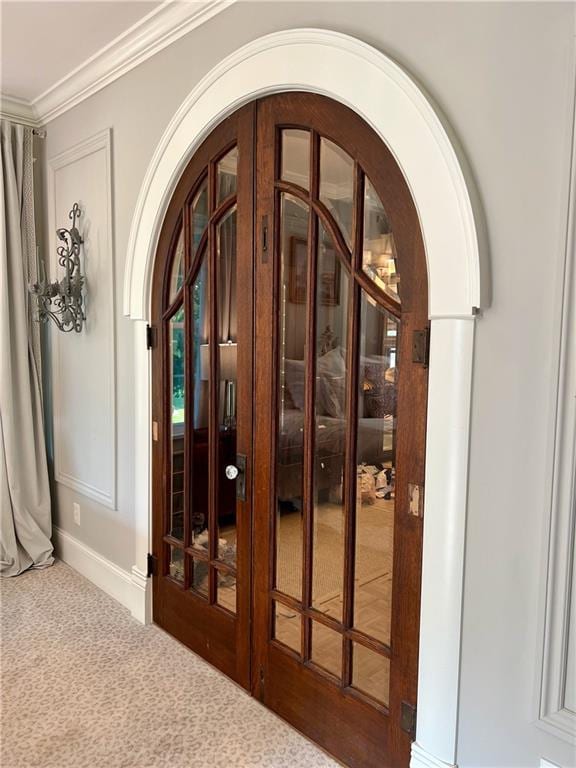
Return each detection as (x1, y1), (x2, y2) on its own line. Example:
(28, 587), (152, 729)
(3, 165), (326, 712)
(225, 464), (239, 480)
(226, 454), (247, 501)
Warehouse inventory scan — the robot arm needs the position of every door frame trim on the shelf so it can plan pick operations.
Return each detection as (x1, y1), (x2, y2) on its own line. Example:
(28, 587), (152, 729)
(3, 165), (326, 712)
(123, 29), (488, 768)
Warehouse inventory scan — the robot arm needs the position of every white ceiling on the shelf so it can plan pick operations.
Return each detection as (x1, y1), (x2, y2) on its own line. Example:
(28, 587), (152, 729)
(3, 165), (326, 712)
(1, 1), (162, 101)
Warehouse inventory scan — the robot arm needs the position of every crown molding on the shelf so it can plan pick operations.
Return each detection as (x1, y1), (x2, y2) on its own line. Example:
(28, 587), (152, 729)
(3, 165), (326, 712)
(1, 0), (235, 127)
(0, 94), (40, 127)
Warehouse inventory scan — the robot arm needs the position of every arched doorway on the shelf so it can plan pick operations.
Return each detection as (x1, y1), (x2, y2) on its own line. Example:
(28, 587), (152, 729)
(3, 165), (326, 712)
(150, 93), (429, 768)
(125, 28), (484, 768)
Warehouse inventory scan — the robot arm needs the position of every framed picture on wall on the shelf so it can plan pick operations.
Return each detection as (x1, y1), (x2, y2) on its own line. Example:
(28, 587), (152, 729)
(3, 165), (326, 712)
(289, 237), (340, 305)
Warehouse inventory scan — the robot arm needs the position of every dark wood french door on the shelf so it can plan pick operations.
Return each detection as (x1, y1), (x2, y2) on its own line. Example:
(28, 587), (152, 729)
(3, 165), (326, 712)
(151, 104), (255, 688)
(151, 93), (428, 768)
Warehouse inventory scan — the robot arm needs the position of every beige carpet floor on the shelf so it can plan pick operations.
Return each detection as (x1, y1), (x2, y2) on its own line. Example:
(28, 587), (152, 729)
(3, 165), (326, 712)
(0, 560), (339, 768)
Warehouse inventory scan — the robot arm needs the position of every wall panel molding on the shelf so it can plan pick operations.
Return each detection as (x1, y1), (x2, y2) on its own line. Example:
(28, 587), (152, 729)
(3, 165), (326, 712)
(48, 128), (117, 510)
(537, 72), (576, 746)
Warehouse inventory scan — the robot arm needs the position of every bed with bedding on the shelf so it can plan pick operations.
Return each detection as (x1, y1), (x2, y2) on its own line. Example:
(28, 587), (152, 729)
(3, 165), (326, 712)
(277, 409), (394, 501)
(277, 344), (396, 503)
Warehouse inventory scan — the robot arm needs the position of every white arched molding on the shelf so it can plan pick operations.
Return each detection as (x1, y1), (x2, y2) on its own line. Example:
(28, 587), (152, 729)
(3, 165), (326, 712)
(124, 29), (486, 768)
(125, 30), (484, 319)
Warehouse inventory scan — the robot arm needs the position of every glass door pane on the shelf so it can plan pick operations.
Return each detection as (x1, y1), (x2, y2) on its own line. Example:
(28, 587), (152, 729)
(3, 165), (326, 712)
(310, 620), (342, 679)
(168, 304), (185, 541)
(354, 293), (398, 647)
(311, 223), (349, 622)
(190, 179), (209, 258)
(190, 255), (210, 554)
(275, 192), (310, 601)
(217, 147), (238, 204)
(168, 229), (184, 303)
(216, 205), (238, 613)
(363, 177), (400, 302)
(319, 137), (354, 249)
(281, 129), (310, 189)
(352, 642), (391, 706)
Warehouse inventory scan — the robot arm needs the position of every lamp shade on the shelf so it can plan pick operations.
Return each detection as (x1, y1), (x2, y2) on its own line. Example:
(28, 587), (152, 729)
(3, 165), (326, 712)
(200, 342), (237, 380)
(219, 341), (237, 380)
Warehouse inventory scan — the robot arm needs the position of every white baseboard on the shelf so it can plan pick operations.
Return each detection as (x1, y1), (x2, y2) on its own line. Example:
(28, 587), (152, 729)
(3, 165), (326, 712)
(411, 742), (457, 768)
(130, 563), (152, 624)
(53, 526), (151, 624)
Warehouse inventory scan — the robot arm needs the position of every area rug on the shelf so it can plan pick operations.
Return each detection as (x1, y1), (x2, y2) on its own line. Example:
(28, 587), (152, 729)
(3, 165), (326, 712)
(276, 499), (393, 604)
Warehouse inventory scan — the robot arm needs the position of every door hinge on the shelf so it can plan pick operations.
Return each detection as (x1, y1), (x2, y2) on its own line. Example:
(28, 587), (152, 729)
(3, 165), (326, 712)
(412, 328), (430, 366)
(147, 552), (157, 577)
(146, 324), (156, 350)
(400, 701), (417, 740)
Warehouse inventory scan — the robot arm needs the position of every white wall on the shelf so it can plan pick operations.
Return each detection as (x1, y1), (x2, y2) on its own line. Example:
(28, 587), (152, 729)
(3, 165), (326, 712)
(39, 3), (575, 766)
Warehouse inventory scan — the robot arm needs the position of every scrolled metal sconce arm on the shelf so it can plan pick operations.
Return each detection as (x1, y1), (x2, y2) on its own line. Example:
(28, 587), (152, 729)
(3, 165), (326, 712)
(29, 202), (86, 333)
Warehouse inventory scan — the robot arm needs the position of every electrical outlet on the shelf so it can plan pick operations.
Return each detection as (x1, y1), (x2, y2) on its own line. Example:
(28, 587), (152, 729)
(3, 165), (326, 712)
(73, 502), (81, 526)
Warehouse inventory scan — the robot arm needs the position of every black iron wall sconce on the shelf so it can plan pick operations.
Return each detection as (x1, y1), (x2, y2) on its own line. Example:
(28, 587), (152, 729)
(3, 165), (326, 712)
(29, 202), (86, 333)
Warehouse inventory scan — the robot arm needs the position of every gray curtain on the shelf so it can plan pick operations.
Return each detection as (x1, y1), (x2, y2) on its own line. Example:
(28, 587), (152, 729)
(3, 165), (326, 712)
(0, 120), (53, 576)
